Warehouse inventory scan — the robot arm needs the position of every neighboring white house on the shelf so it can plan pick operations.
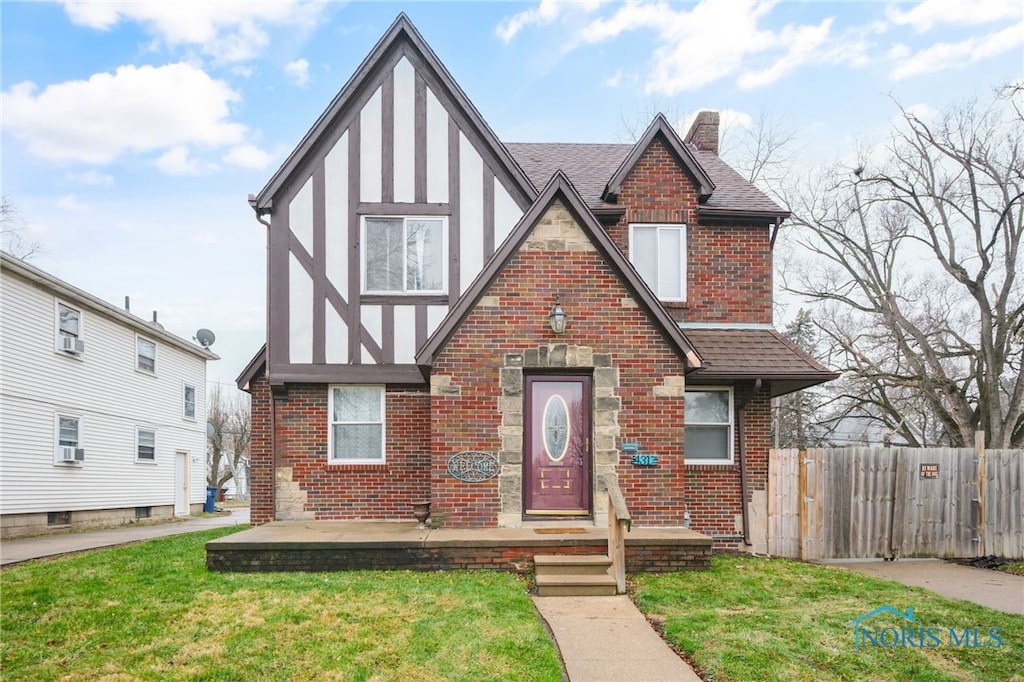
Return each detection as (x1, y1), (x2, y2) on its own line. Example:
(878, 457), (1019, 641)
(0, 252), (218, 538)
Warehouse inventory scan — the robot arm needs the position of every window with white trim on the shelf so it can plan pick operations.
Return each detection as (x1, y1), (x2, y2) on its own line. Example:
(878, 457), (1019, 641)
(56, 302), (84, 354)
(362, 216), (446, 294)
(55, 414), (83, 464)
(685, 388), (733, 464)
(137, 428), (156, 462)
(629, 224), (686, 301)
(329, 385), (385, 463)
(137, 337), (156, 373)
(183, 384), (196, 420)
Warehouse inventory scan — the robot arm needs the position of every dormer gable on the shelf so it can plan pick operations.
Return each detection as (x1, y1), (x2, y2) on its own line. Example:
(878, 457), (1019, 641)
(602, 113), (714, 203)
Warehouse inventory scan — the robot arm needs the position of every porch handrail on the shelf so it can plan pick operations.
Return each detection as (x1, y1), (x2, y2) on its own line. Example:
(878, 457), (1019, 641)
(602, 474), (631, 594)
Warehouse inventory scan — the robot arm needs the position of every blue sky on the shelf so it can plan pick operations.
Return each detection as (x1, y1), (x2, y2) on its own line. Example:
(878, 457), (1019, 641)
(3, 1), (1022, 388)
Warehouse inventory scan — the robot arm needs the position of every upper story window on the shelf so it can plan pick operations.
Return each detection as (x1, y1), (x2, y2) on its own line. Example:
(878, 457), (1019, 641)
(137, 337), (157, 373)
(56, 302), (85, 355)
(329, 385), (385, 464)
(685, 387), (733, 465)
(362, 216), (446, 294)
(629, 224), (686, 301)
(183, 384), (196, 420)
(55, 414), (85, 464)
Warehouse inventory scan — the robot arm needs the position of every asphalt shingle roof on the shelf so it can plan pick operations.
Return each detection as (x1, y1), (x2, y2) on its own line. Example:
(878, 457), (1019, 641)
(505, 141), (786, 217)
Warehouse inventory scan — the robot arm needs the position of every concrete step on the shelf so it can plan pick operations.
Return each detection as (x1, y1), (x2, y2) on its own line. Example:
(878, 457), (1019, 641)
(535, 573), (619, 597)
(534, 554), (612, 576)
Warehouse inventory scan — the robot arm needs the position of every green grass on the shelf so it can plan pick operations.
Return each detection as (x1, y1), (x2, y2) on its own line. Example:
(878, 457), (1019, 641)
(998, 561), (1024, 576)
(0, 528), (561, 681)
(633, 555), (1024, 682)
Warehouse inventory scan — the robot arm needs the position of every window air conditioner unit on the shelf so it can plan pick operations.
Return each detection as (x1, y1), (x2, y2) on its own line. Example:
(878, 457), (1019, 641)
(60, 446), (85, 463)
(60, 336), (85, 354)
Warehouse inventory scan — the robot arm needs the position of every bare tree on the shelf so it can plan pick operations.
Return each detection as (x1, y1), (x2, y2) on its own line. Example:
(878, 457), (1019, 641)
(720, 106), (801, 190)
(1, 196), (43, 261)
(207, 384), (251, 497)
(783, 88), (1024, 448)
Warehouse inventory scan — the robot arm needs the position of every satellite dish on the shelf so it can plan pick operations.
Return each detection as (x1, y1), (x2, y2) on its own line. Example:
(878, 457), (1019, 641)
(194, 328), (216, 348)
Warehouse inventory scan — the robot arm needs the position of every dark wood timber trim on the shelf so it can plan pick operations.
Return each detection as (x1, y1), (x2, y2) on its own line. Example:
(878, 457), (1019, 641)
(382, 304), (395, 363)
(415, 305), (428, 351)
(312, 161), (327, 364)
(483, 167), (495, 258)
(269, 364), (427, 385)
(360, 294), (448, 306)
(358, 202), (450, 216)
(414, 72), (427, 203)
(381, 66), (395, 203)
(348, 116), (363, 363)
(448, 117), (461, 305)
(269, 201), (291, 368)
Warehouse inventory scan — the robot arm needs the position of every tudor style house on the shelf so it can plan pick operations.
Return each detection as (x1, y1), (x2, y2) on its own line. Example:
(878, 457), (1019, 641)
(237, 14), (835, 550)
(1, 252), (217, 538)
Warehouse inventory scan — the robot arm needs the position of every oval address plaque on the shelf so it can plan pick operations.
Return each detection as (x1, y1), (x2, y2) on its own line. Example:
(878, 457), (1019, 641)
(447, 451), (500, 482)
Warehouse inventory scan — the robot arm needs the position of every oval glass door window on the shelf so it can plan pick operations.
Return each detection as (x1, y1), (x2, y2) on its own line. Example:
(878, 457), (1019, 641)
(543, 394), (570, 462)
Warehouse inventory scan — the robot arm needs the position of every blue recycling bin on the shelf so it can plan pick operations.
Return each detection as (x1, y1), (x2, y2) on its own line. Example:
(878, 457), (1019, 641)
(204, 486), (218, 513)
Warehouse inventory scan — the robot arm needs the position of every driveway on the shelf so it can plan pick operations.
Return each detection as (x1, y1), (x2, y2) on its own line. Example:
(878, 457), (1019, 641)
(825, 558), (1024, 615)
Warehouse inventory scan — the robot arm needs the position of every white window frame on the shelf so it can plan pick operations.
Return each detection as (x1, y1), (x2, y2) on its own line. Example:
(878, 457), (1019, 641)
(136, 336), (157, 374)
(628, 223), (687, 302)
(328, 385), (386, 464)
(54, 413), (83, 465)
(685, 387), (734, 465)
(136, 427), (157, 463)
(55, 300), (84, 355)
(183, 384), (196, 420)
(361, 216), (448, 295)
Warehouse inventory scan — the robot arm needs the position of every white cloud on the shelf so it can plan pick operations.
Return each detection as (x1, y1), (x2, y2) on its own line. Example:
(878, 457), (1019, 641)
(496, 0), (605, 43)
(886, 0), (1022, 33)
(890, 20), (1024, 80)
(284, 58), (310, 86)
(2, 63), (246, 164)
(156, 146), (201, 175)
(67, 170), (115, 187)
(738, 19), (833, 89)
(59, 0), (324, 63)
(57, 195), (90, 211)
(604, 69), (623, 87)
(223, 143), (274, 170)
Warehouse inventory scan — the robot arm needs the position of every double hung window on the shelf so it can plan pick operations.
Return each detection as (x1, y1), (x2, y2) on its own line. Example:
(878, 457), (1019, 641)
(685, 388), (734, 465)
(363, 217), (445, 294)
(329, 386), (385, 463)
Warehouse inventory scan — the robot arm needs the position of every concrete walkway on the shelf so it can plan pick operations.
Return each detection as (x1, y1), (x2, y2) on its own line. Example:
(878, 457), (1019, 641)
(826, 558), (1024, 616)
(533, 595), (702, 682)
(0, 508), (250, 567)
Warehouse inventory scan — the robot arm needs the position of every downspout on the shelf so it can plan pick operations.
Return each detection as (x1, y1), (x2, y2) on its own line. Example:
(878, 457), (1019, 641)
(770, 217), (781, 248)
(250, 195), (275, 522)
(735, 378), (762, 547)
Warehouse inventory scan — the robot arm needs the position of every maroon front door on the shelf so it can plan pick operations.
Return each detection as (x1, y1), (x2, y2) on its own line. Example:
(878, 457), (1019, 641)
(524, 375), (591, 516)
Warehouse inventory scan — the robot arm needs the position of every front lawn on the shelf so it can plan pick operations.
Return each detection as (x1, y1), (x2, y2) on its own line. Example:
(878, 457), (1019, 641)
(1, 528), (561, 681)
(634, 555), (1024, 682)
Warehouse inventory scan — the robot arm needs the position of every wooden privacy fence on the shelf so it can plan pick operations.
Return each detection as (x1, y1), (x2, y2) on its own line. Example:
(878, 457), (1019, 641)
(768, 443), (1022, 560)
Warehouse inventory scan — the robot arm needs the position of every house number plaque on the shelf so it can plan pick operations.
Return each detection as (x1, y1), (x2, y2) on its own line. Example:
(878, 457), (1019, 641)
(447, 451), (500, 482)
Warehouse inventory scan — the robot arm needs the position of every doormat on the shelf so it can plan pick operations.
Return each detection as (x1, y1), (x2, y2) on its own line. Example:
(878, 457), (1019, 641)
(533, 528), (588, 534)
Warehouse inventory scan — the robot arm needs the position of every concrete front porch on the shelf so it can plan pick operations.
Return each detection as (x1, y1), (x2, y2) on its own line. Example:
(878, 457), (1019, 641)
(205, 521), (713, 573)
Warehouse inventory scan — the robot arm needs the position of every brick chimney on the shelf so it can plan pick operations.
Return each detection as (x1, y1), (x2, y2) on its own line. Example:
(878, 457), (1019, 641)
(685, 110), (720, 155)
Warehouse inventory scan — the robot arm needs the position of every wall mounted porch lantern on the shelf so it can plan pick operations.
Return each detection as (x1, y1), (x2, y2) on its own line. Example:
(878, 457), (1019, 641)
(548, 295), (568, 334)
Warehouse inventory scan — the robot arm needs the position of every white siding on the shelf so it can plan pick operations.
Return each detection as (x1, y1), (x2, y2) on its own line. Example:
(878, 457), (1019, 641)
(290, 175), (314, 256)
(360, 86), (383, 203)
(459, 132), (484, 293)
(325, 303), (348, 364)
(324, 130), (349, 300)
(494, 181), (523, 247)
(393, 305), (417, 363)
(1, 271), (208, 515)
(393, 57), (416, 203)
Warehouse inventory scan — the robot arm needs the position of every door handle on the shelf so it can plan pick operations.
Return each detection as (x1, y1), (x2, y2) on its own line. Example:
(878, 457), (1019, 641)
(576, 454), (583, 467)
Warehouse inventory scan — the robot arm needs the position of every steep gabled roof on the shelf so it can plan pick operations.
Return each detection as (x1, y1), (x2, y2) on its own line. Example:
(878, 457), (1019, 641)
(603, 113), (715, 202)
(415, 171), (703, 370)
(236, 343), (266, 391)
(253, 13), (535, 209)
